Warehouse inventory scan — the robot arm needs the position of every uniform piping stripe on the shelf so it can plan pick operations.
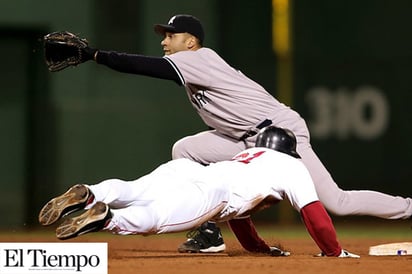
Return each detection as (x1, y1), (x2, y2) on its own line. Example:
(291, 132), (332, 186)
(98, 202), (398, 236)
(159, 201), (228, 229)
(106, 202), (228, 235)
(163, 56), (185, 85)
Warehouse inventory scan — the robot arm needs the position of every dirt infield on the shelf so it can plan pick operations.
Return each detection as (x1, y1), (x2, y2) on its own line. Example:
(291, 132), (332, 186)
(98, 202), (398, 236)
(2, 220), (412, 274)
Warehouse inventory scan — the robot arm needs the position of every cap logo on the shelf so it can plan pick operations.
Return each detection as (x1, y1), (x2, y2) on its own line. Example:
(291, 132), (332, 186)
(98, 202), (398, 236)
(168, 16), (176, 25)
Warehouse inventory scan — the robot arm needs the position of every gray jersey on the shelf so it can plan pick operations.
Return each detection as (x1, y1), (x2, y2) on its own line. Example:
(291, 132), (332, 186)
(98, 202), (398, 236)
(164, 48), (302, 139)
(165, 47), (412, 222)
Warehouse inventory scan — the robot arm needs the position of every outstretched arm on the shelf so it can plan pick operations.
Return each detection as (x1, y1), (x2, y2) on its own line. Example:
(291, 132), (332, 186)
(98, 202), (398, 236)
(300, 201), (342, 256)
(228, 217), (271, 253)
(93, 50), (183, 85)
(229, 202), (343, 257)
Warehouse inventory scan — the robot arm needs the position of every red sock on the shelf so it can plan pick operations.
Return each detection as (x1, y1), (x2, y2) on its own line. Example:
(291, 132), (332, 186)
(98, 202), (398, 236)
(228, 218), (270, 253)
(300, 201), (342, 256)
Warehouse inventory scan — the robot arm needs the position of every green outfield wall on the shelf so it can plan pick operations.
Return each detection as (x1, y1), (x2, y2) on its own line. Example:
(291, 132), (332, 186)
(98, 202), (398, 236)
(293, 0), (412, 194)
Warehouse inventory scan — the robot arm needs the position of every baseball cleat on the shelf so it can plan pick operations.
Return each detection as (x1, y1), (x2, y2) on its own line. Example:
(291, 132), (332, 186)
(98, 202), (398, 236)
(56, 201), (112, 240)
(178, 223), (226, 253)
(38, 184), (93, 226)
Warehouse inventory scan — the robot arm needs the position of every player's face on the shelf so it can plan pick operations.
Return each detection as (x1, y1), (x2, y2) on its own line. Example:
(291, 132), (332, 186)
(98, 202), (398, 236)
(161, 32), (197, 55)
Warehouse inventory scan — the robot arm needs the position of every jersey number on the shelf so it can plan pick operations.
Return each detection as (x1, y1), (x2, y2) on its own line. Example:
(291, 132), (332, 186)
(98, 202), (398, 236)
(232, 151), (266, 164)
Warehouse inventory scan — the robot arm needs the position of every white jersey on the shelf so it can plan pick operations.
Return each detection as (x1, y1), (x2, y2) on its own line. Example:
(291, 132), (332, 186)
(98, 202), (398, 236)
(88, 148), (318, 235)
(164, 48), (303, 139)
(204, 147), (318, 219)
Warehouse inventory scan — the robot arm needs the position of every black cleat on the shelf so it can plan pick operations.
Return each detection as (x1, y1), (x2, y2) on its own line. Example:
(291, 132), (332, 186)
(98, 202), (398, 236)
(178, 222), (226, 253)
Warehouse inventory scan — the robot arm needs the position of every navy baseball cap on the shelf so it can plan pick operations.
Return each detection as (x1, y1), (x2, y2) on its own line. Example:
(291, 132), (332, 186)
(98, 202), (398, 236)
(154, 14), (204, 44)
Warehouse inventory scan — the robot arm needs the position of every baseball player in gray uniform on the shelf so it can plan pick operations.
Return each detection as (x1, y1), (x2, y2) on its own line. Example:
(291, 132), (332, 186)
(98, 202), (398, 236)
(75, 14), (411, 253)
(38, 126), (359, 258)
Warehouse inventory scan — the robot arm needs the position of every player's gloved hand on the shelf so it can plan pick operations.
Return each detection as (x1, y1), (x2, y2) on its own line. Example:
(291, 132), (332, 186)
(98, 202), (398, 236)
(43, 31), (98, 71)
(80, 47), (97, 62)
(269, 246), (291, 257)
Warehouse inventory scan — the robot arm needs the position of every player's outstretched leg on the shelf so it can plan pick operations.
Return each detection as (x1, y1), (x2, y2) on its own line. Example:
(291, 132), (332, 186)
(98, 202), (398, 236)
(38, 184), (94, 226)
(56, 201), (112, 240)
(178, 222), (226, 253)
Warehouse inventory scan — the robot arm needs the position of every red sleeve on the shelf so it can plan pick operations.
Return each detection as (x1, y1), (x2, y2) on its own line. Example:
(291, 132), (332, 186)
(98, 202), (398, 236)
(300, 201), (342, 256)
(228, 217), (270, 253)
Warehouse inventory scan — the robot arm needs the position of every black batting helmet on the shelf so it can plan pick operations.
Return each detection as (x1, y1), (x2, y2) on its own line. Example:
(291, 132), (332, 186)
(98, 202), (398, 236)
(255, 126), (301, 158)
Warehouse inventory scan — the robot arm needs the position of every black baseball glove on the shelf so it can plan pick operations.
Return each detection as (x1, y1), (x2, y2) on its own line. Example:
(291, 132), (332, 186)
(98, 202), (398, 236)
(43, 31), (96, 72)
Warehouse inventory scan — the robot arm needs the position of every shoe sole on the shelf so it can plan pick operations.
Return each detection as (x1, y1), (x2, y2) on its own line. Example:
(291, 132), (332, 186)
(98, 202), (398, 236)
(38, 185), (90, 226)
(56, 202), (109, 240)
(178, 243), (226, 253)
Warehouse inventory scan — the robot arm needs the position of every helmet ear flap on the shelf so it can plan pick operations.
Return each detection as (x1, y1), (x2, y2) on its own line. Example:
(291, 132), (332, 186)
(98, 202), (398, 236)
(255, 126), (300, 158)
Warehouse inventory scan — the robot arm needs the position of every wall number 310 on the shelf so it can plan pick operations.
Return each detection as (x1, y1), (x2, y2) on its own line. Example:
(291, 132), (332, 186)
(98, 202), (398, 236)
(305, 86), (389, 140)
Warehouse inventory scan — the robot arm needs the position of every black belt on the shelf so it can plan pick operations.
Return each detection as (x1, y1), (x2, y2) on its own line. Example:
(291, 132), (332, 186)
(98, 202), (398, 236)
(240, 119), (272, 141)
